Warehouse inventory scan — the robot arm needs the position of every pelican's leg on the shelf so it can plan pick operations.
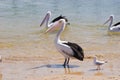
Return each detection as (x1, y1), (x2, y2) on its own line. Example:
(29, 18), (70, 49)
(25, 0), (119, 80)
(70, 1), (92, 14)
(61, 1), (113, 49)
(67, 58), (70, 65)
(66, 58), (70, 68)
(63, 58), (67, 67)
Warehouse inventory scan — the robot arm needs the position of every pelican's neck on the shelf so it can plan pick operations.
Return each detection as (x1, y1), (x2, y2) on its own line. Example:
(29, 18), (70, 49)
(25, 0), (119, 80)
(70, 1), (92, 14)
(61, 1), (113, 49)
(109, 17), (113, 30)
(54, 22), (65, 43)
(45, 12), (51, 28)
(46, 18), (50, 28)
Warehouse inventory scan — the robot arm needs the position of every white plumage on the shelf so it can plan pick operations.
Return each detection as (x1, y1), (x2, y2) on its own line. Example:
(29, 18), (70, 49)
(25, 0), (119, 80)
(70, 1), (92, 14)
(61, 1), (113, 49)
(94, 57), (107, 70)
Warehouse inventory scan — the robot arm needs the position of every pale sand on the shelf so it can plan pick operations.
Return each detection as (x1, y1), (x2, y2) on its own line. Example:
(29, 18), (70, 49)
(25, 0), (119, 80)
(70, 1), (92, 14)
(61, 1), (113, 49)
(0, 52), (120, 80)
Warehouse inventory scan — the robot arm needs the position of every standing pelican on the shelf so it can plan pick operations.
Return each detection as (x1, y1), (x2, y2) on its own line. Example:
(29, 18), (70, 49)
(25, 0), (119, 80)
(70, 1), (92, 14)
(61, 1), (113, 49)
(46, 19), (84, 67)
(104, 15), (120, 32)
(40, 11), (69, 28)
(94, 57), (107, 70)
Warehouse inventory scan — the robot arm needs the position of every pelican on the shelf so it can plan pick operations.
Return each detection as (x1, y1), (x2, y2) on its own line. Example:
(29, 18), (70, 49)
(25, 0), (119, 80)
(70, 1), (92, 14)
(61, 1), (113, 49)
(104, 15), (120, 32)
(46, 19), (84, 67)
(94, 57), (107, 70)
(40, 11), (69, 28)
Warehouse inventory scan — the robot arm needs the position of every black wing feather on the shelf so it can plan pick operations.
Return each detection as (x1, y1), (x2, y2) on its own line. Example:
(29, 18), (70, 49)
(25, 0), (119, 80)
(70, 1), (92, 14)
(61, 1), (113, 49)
(51, 15), (68, 23)
(113, 22), (120, 26)
(63, 42), (84, 61)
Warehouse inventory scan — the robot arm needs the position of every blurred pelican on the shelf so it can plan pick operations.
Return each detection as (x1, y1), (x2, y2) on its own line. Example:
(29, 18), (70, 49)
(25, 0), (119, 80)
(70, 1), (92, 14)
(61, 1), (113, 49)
(40, 11), (69, 28)
(104, 15), (120, 32)
(46, 19), (84, 67)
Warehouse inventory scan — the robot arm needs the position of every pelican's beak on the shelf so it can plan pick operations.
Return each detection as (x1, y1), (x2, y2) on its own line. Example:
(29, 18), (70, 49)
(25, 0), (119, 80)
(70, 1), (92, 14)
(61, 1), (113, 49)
(45, 21), (60, 33)
(40, 11), (51, 27)
(103, 17), (111, 25)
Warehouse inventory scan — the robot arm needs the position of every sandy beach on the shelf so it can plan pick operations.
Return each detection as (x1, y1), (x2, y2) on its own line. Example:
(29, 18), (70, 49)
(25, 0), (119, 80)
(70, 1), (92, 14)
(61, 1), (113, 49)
(0, 45), (120, 80)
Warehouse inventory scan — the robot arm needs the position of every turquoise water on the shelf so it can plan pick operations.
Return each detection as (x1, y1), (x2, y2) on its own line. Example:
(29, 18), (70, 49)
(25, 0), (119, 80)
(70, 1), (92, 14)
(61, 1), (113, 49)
(0, 0), (120, 53)
(0, 0), (120, 23)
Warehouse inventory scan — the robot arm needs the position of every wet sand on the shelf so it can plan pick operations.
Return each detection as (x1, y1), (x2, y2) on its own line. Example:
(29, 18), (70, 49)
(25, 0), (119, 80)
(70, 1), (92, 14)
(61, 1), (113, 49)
(0, 45), (120, 80)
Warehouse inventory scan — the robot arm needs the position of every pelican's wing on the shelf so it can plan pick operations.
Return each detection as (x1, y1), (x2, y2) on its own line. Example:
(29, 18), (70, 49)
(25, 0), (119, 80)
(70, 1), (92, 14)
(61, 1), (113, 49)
(111, 25), (120, 31)
(51, 15), (68, 23)
(63, 42), (84, 61)
(113, 22), (120, 26)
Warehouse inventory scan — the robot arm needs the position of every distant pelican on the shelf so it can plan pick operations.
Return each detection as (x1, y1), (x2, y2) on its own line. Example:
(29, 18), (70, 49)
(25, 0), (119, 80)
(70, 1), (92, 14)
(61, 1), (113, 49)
(104, 15), (120, 32)
(40, 11), (69, 28)
(94, 57), (107, 70)
(46, 19), (84, 67)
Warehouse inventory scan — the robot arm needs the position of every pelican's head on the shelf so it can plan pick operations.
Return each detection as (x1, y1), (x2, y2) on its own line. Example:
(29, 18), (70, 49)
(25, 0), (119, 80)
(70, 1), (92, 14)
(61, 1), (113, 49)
(45, 19), (66, 33)
(60, 15), (70, 25)
(40, 11), (51, 27)
(104, 15), (114, 25)
(110, 15), (114, 19)
(59, 15), (70, 25)
(93, 57), (97, 62)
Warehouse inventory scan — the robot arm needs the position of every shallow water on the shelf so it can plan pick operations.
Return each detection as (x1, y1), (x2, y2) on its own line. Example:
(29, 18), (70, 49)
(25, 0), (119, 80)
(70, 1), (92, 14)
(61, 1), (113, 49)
(0, 0), (120, 53)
